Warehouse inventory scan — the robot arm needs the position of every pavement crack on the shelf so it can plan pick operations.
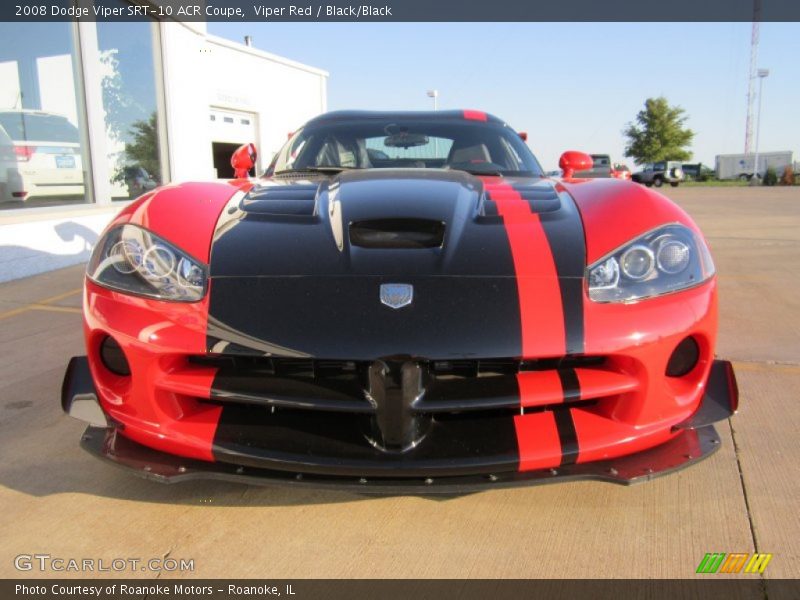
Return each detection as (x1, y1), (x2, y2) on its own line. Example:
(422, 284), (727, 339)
(153, 547), (173, 581)
(729, 359), (800, 374)
(728, 419), (768, 600)
(735, 358), (800, 367)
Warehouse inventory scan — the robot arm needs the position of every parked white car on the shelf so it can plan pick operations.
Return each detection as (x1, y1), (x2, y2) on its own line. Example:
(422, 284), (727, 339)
(0, 110), (84, 203)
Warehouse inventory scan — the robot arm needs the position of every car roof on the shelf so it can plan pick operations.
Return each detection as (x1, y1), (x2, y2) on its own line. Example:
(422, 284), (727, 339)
(305, 110), (507, 126)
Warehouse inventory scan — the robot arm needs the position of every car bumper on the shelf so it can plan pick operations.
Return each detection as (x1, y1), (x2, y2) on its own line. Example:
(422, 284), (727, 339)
(70, 273), (728, 486)
(2, 168), (85, 201)
(63, 355), (737, 491)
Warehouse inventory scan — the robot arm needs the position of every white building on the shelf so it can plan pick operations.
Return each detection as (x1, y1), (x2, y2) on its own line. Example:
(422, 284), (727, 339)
(0, 18), (328, 282)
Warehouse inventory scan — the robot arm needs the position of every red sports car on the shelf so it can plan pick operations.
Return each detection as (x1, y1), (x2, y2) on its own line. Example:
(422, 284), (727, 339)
(62, 110), (737, 492)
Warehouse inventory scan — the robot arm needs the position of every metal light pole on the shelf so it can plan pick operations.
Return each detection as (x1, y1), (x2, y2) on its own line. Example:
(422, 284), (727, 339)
(426, 90), (439, 157)
(426, 89), (438, 111)
(751, 68), (769, 184)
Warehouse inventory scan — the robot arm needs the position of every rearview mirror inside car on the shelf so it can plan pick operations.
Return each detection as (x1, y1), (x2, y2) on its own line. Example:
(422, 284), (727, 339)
(384, 132), (429, 149)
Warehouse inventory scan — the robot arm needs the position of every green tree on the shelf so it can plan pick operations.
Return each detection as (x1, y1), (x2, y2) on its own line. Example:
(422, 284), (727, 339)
(124, 113), (160, 182)
(623, 97), (694, 164)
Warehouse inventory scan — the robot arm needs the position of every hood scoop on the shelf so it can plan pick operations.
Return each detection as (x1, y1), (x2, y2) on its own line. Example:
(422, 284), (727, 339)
(239, 183), (320, 217)
(350, 218), (445, 249)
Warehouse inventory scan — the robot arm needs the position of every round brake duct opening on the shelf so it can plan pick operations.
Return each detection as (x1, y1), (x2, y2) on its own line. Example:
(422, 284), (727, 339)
(666, 336), (700, 378)
(99, 335), (131, 376)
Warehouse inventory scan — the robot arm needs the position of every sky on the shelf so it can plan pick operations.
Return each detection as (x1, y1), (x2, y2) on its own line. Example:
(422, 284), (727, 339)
(208, 22), (799, 170)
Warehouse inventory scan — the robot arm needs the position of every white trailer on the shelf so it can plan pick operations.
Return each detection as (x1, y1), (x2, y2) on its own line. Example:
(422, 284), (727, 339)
(715, 151), (794, 180)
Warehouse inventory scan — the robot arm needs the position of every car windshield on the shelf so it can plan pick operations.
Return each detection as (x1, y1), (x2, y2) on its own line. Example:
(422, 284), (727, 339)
(268, 117), (543, 177)
(0, 112), (79, 143)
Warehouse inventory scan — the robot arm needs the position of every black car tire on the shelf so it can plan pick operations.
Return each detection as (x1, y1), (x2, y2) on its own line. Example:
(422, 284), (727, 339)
(645, 182), (653, 187)
(653, 177), (664, 187)
(670, 182), (679, 187)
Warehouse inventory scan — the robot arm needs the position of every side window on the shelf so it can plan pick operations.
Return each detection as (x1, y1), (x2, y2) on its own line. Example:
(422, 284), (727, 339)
(496, 137), (524, 170)
(275, 132), (314, 171)
(283, 138), (307, 169)
(593, 156), (609, 167)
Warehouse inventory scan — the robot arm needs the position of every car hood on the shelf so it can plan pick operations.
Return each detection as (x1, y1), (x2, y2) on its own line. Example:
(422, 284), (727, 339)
(206, 169), (585, 360)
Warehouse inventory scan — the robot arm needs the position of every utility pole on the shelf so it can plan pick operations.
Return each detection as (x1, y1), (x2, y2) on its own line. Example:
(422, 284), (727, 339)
(427, 89), (438, 111)
(427, 90), (439, 156)
(744, 0), (762, 157)
(751, 69), (769, 185)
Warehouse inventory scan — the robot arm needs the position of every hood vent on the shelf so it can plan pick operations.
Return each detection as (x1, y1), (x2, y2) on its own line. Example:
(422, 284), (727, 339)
(482, 184), (561, 216)
(240, 183), (319, 217)
(350, 218), (445, 249)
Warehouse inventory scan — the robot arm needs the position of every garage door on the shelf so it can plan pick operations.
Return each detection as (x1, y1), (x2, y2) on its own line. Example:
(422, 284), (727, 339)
(209, 108), (258, 179)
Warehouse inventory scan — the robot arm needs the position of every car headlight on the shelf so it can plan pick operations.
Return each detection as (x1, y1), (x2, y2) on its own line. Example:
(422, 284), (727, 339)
(586, 224), (715, 303)
(87, 225), (207, 302)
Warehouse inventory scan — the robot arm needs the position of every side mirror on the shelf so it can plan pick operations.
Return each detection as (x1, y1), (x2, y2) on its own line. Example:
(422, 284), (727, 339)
(231, 143), (257, 178)
(559, 151), (593, 178)
(518, 131), (528, 142)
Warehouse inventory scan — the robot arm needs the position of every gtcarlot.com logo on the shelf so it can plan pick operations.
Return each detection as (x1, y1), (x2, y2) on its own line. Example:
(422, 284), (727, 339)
(14, 553), (195, 573)
(696, 552), (772, 574)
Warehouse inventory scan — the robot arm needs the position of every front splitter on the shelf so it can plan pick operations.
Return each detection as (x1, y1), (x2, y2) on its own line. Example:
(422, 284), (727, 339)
(79, 424), (722, 495)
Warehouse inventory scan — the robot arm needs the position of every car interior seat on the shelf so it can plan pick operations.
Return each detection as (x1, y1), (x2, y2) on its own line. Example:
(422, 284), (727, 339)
(447, 143), (491, 165)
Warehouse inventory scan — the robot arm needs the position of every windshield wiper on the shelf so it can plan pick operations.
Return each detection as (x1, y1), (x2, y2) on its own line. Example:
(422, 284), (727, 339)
(274, 166), (361, 175)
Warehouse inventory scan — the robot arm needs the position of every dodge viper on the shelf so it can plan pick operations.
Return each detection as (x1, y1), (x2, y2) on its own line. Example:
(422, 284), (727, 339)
(62, 110), (738, 492)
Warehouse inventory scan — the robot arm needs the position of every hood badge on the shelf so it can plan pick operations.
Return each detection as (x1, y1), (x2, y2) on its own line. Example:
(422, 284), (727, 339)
(380, 283), (413, 309)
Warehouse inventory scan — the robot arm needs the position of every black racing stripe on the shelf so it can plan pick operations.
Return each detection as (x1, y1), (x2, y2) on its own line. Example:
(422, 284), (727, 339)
(553, 407), (579, 466)
(511, 183), (586, 355)
(558, 368), (581, 403)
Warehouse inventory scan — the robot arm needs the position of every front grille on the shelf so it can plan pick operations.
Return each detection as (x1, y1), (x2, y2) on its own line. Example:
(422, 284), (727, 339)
(190, 355), (359, 379)
(430, 356), (605, 378)
(188, 354), (610, 415)
(181, 354), (631, 453)
(190, 355), (604, 376)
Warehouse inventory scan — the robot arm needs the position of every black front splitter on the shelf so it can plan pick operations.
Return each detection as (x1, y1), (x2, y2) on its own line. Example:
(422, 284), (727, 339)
(79, 424), (722, 495)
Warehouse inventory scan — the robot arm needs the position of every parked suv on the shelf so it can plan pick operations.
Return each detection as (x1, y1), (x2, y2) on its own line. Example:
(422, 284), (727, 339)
(0, 110), (84, 203)
(632, 161), (684, 187)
